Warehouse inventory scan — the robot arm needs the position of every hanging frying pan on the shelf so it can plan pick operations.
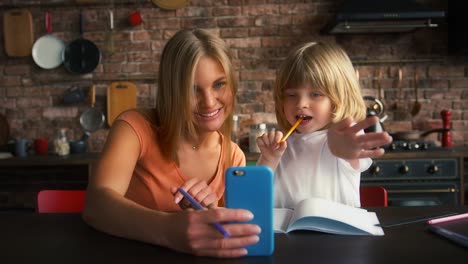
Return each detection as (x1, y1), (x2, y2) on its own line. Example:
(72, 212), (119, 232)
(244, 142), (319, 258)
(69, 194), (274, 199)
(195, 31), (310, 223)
(32, 12), (65, 69)
(79, 85), (105, 140)
(62, 11), (101, 74)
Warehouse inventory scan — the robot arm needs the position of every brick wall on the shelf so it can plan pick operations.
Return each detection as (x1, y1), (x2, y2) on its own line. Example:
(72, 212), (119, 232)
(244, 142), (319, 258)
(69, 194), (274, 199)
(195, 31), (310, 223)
(1, 0), (467, 153)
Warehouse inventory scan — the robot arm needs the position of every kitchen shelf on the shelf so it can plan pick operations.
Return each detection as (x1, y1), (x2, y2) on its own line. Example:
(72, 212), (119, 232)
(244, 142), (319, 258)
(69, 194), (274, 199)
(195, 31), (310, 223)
(351, 57), (446, 65)
(0, 0), (151, 9)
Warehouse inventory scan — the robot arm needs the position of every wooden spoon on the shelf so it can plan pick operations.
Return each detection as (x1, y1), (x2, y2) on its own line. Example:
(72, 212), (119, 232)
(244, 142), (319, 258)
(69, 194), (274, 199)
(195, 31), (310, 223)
(411, 71), (421, 116)
(105, 9), (115, 56)
(394, 67), (408, 120)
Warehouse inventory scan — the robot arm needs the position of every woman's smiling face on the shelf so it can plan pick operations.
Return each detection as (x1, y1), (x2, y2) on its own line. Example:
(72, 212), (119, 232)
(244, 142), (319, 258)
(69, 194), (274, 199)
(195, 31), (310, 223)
(192, 56), (232, 133)
(283, 83), (333, 134)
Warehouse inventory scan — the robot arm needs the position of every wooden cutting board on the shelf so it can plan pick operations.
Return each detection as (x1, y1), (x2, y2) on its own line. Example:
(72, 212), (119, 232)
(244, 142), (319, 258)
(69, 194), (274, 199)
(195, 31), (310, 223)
(3, 9), (34, 57)
(107, 81), (137, 127)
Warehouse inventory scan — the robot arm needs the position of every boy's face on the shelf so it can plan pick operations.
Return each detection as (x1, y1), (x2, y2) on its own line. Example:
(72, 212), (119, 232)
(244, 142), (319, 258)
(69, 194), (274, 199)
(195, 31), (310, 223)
(192, 56), (232, 133)
(283, 84), (333, 134)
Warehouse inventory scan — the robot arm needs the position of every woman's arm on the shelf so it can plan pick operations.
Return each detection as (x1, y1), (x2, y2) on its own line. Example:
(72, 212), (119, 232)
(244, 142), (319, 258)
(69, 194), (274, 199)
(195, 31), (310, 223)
(82, 121), (260, 257)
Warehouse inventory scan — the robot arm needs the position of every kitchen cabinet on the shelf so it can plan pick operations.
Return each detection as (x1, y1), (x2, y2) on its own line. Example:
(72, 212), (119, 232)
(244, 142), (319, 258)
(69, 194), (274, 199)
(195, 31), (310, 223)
(1, 150), (467, 212)
(0, 153), (98, 211)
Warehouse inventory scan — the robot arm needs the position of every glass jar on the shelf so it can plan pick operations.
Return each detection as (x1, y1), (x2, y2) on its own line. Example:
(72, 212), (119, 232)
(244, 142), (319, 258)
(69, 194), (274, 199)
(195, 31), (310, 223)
(53, 128), (70, 156)
(232, 115), (240, 145)
(249, 123), (267, 153)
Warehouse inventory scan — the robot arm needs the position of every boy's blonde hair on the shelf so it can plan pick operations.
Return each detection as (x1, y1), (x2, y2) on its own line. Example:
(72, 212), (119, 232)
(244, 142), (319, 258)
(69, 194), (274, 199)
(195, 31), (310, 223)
(274, 41), (366, 132)
(152, 29), (236, 165)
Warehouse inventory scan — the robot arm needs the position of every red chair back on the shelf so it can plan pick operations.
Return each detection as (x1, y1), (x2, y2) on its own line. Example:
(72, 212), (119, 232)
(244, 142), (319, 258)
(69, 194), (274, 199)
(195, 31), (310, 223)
(360, 186), (388, 207)
(37, 190), (86, 213)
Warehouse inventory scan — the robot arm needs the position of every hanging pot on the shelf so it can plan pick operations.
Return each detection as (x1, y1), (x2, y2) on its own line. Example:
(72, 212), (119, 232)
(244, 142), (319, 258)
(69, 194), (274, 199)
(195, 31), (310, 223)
(390, 129), (449, 141)
(79, 85), (105, 140)
(62, 11), (101, 74)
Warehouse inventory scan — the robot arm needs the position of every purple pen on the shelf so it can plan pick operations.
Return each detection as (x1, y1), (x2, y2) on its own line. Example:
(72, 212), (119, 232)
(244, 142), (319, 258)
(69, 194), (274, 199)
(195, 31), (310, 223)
(177, 187), (230, 238)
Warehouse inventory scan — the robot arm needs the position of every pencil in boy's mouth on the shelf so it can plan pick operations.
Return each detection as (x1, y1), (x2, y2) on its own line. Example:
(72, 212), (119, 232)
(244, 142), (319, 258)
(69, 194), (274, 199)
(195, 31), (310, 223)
(279, 117), (304, 142)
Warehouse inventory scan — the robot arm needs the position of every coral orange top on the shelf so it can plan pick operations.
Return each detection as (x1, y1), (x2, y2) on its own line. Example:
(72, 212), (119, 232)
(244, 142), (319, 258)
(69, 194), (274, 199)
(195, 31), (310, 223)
(117, 111), (246, 212)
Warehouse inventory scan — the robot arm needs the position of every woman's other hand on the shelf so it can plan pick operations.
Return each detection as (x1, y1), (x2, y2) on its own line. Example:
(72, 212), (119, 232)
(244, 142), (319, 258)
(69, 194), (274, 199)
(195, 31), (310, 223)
(172, 178), (219, 209)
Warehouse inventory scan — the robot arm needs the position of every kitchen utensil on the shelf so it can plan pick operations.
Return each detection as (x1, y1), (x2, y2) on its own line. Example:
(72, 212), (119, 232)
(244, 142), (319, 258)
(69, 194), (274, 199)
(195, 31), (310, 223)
(151, 0), (190, 10)
(363, 96), (386, 133)
(105, 9), (115, 56)
(411, 71), (421, 116)
(376, 68), (383, 100)
(32, 12), (65, 69)
(390, 128), (450, 141)
(107, 81), (137, 126)
(63, 85), (86, 104)
(62, 11), (101, 74)
(363, 96), (385, 117)
(3, 9), (34, 57)
(394, 67), (409, 120)
(80, 85), (105, 139)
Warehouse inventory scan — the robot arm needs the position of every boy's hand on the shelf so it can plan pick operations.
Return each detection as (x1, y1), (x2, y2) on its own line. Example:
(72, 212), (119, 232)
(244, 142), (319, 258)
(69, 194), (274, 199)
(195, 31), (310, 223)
(328, 116), (393, 161)
(256, 130), (287, 170)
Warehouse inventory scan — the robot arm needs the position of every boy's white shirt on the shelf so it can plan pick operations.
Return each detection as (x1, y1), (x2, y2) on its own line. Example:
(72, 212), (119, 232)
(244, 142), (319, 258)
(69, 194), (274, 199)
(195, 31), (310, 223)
(274, 130), (372, 209)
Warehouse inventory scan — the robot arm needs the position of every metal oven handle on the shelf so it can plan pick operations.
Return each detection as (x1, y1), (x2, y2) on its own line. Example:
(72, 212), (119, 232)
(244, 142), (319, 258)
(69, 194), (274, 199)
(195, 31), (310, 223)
(387, 188), (458, 194)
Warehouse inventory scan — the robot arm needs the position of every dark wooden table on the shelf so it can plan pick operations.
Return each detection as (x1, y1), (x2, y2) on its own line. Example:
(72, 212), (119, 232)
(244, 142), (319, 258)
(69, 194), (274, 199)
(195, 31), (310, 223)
(1, 206), (467, 263)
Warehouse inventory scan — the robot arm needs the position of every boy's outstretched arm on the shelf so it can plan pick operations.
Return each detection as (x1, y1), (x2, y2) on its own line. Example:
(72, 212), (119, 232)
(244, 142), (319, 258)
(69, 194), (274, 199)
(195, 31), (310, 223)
(328, 116), (393, 169)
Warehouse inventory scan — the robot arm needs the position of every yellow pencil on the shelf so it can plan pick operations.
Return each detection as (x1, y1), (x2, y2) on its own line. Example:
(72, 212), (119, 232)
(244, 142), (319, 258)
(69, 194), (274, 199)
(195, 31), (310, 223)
(279, 117), (303, 142)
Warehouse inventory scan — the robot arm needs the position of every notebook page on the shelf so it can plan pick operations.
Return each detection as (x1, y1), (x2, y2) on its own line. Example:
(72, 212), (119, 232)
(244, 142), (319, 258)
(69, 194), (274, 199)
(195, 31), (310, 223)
(290, 197), (384, 235)
(273, 208), (294, 233)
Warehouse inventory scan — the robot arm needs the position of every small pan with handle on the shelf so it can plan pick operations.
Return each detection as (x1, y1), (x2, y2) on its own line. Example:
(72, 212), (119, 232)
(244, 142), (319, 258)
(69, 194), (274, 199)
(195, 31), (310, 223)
(32, 11), (65, 70)
(62, 11), (101, 74)
(79, 85), (105, 141)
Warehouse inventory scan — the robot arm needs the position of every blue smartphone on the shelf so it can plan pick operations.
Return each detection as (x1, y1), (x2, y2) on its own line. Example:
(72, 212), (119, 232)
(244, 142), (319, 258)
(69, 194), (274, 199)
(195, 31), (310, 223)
(225, 166), (274, 256)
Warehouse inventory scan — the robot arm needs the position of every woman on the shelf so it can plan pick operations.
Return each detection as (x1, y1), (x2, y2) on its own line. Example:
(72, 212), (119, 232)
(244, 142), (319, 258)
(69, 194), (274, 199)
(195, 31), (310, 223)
(83, 29), (260, 258)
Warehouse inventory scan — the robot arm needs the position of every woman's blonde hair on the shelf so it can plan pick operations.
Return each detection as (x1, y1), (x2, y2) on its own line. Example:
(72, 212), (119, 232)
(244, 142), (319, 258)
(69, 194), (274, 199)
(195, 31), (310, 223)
(274, 41), (366, 132)
(152, 29), (236, 165)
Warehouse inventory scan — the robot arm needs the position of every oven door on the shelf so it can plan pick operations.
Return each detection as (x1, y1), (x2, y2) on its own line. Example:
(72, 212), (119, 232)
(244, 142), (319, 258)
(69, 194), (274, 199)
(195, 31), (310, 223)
(384, 182), (459, 206)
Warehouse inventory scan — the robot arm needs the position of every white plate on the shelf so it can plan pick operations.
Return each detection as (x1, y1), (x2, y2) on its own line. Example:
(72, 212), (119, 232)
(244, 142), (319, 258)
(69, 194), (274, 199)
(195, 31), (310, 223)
(32, 34), (65, 69)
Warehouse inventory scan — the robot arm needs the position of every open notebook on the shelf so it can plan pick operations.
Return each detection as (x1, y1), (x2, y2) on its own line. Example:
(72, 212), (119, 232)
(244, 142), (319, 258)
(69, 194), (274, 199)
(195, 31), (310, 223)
(274, 197), (384, 236)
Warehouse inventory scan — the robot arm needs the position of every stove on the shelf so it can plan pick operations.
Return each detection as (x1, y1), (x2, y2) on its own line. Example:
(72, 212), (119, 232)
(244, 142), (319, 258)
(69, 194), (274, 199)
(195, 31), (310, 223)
(362, 140), (462, 206)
